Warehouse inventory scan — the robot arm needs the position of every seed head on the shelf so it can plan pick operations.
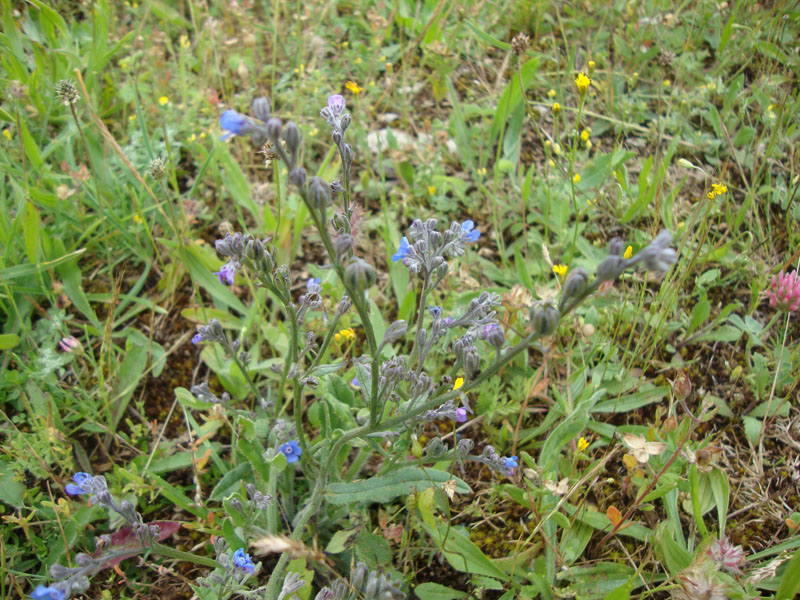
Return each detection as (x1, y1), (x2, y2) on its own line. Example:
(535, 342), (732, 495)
(55, 79), (79, 106)
(511, 32), (530, 56)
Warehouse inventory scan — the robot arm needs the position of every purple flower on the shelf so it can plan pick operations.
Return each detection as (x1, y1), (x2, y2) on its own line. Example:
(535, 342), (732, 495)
(30, 585), (66, 600)
(307, 277), (321, 289)
(461, 220), (481, 243)
(327, 94), (346, 114)
(766, 269), (800, 312)
(455, 407), (467, 423)
(429, 305), (442, 319)
(279, 440), (302, 464)
(233, 548), (255, 574)
(191, 333), (203, 345)
(214, 261), (236, 285)
(392, 236), (411, 262)
(65, 472), (93, 496)
(351, 377), (360, 389)
(219, 110), (248, 141)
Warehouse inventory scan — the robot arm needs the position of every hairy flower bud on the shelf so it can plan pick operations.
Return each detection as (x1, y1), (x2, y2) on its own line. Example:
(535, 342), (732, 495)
(266, 117), (282, 140)
(251, 97), (271, 122)
(382, 320), (408, 345)
(309, 177), (330, 212)
(333, 233), (353, 261)
(341, 143), (353, 165)
(530, 302), (560, 336)
(340, 113), (351, 133)
(344, 258), (376, 292)
(608, 237), (625, 256)
(481, 324), (505, 350)
(559, 267), (589, 309)
(283, 122), (301, 156)
(595, 255), (626, 284)
(289, 167), (307, 188)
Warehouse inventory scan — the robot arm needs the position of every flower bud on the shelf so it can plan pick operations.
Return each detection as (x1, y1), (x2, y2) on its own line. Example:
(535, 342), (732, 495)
(332, 130), (342, 145)
(266, 117), (282, 140)
(481, 324), (505, 350)
(333, 233), (353, 261)
(341, 143), (353, 165)
(530, 302), (560, 336)
(309, 177), (330, 212)
(283, 121), (301, 156)
(559, 267), (589, 309)
(608, 237), (625, 256)
(289, 167), (307, 188)
(340, 113), (351, 133)
(251, 97), (271, 122)
(336, 295), (351, 317)
(245, 239), (265, 262)
(595, 255), (626, 284)
(344, 257), (376, 292)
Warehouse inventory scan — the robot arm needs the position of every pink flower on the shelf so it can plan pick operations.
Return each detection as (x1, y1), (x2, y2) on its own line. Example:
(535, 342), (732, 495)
(766, 269), (800, 312)
(58, 336), (82, 353)
(707, 536), (745, 573)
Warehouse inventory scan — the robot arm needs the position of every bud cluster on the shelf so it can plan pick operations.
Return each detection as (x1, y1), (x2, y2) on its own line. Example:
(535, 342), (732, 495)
(312, 561), (404, 600)
(392, 219), (481, 283)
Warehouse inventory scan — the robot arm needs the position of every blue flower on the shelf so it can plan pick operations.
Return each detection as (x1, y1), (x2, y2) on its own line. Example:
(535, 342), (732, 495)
(279, 440), (302, 464)
(429, 305), (442, 319)
(65, 472), (92, 496)
(461, 220), (481, 243)
(191, 333), (203, 345)
(454, 408), (467, 423)
(392, 236), (411, 262)
(30, 585), (66, 600)
(307, 277), (321, 290)
(351, 377), (360, 389)
(214, 261), (236, 285)
(219, 110), (248, 141)
(501, 455), (518, 476)
(232, 548), (255, 574)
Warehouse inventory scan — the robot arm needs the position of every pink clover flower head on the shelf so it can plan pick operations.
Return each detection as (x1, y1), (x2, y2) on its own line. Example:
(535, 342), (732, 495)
(327, 94), (346, 114)
(766, 269), (800, 312)
(58, 336), (82, 353)
(707, 536), (745, 573)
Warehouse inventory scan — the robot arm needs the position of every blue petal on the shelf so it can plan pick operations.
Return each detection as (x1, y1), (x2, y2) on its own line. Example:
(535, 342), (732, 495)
(461, 220), (475, 232)
(220, 110), (246, 134)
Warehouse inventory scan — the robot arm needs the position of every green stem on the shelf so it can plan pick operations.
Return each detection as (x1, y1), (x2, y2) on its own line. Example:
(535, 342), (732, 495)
(151, 542), (219, 568)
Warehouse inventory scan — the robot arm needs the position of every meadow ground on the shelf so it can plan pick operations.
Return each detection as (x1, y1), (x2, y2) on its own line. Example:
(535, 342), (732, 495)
(1, 1), (800, 599)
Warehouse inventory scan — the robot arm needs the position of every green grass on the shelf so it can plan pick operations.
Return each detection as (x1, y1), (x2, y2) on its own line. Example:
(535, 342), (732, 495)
(1, 0), (799, 599)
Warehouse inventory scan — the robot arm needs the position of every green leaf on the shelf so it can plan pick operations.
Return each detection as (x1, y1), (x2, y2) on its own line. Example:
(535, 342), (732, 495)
(423, 519), (508, 580)
(110, 331), (150, 429)
(415, 583), (470, 600)
(355, 530), (393, 569)
(325, 468), (470, 505)
(209, 463), (252, 501)
(0, 334), (20, 350)
(179, 245), (247, 315)
(777, 546), (800, 600)
(687, 297), (710, 336)
(540, 389), (603, 474)
(604, 581), (633, 600)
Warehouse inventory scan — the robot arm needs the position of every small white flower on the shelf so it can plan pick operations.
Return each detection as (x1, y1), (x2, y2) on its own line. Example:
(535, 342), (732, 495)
(622, 433), (666, 464)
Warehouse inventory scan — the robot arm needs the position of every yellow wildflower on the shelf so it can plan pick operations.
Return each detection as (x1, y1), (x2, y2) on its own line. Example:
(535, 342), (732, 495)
(580, 130), (590, 142)
(180, 35), (190, 48)
(158, 96), (169, 106)
(588, 60), (596, 75)
(2, 129), (11, 140)
(624, 245), (633, 259)
(707, 191), (716, 200)
(427, 185), (436, 196)
(133, 214), (144, 224)
(711, 183), (727, 196)
(553, 264), (568, 278)
(547, 89), (557, 98)
(663, 79), (671, 87)
(187, 133), (196, 142)
(453, 377), (464, 391)
(573, 173), (581, 184)
(575, 72), (591, 96)
(553, 143), (562, 155)
(334, 328), (356, 343)
(345, 80), (364, 95)
(552, 102), (561, 115)
(577, 437), (589, 452)
(549, 159), (556, 168)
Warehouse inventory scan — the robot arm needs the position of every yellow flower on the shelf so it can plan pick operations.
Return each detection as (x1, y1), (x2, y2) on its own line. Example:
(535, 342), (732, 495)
(547, 88), (557, 98)
(354, 57), (362, 64)
(553, 264), (568, 278)
(187, 133), (197, 142)
(663, 79), (671, 87)
(588, 60), (596, 75)
(120, 61), (128, 69)
(707, 191), (716, 200)
(553, 143), (562, 155)
(180, 35), (190, 48)
(552, 102), (561, 115)
(580, 130), (590, 142)
(128, 114), (136, 121)
(624, 245), (633, 259)
(577, 437), (589, 452)
(427, 185), (436, 196)
(453, 377), (464, 390)
(573, 173), (581, 184)
(133, 214), (144, 224)
(2, 129), (11, 140)
(712, 183), (727, 196)
(575, 72), (591, 96)
(158, 96), (169, 106)
(345, 80), (363, 95)
(334, 328), (356, 343)
(549, 159), (556, 168)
